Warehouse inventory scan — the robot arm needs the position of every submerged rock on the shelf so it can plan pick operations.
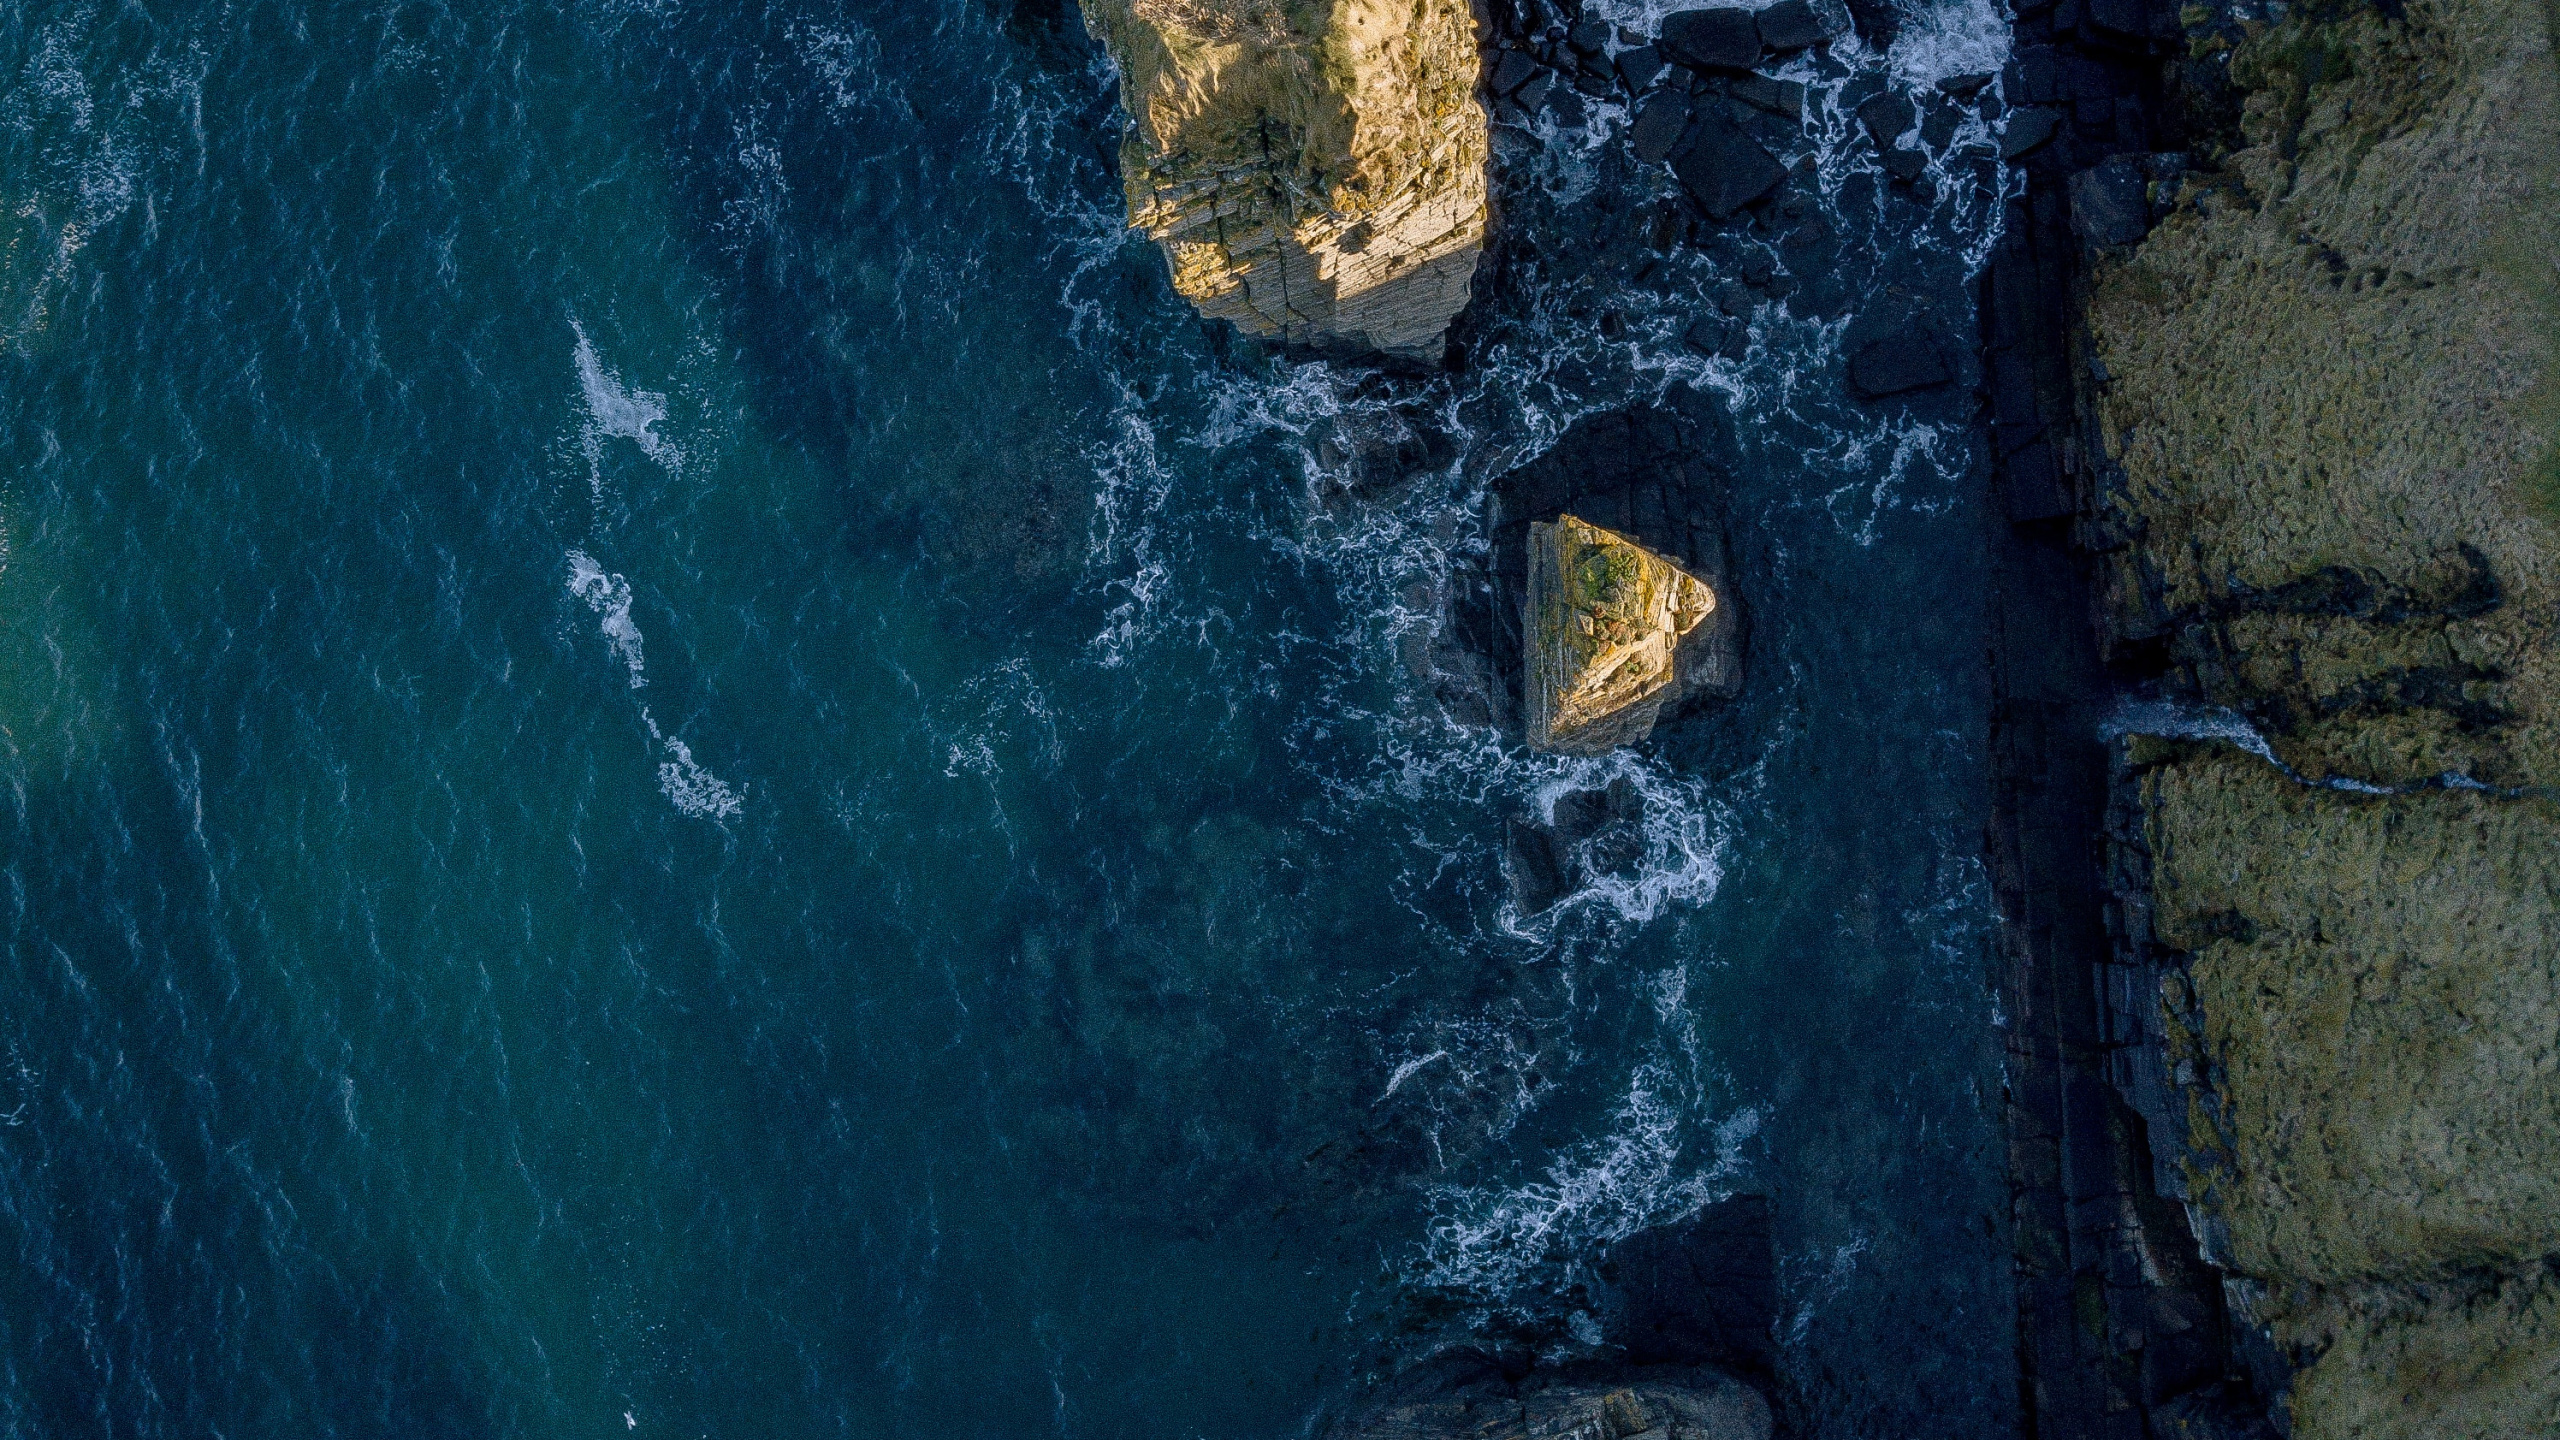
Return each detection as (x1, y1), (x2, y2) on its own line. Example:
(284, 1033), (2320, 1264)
(1525, 516), (1718, 753)
(1076, 0), (1490, 361)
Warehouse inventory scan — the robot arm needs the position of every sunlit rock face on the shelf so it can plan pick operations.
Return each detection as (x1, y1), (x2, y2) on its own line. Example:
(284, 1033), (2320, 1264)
(1076, 0), (1489, 360)
(1525, 515), (1718, 754)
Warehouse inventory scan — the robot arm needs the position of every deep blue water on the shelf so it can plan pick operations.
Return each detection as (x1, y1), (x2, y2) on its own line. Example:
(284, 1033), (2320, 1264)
(0, 0), (2024, 1434)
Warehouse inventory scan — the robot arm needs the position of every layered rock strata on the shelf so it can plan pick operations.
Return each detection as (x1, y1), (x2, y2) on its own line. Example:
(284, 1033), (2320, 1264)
(1076, 0), (1490, 360)
(1524, 515), (1717, 753)
(1991, 0), (2560, 1431)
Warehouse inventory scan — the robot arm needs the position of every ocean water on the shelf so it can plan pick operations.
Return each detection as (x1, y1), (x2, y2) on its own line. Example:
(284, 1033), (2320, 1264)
(0, 0), (2019, 1435)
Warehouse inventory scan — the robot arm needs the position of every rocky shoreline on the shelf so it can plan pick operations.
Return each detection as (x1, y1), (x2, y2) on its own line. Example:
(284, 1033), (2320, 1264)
(1988, 0), (2559, 1433)
(1067, 0), (2557, 1427)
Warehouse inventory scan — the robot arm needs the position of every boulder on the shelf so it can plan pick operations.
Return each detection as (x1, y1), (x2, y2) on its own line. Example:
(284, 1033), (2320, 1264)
(2067, 156), (2149, 248)
(1669, 109), (1787, 218)
(1658, 7), (1762, 70)
(1525, 516), (1718, 754)
(1753, 0), (1843, 52)
(1078, 0), (1489, 360)
(1630, 93), (1693, 163)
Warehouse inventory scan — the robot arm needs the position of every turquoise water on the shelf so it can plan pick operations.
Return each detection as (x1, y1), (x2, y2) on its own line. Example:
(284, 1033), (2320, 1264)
(0, 0), (2020, 1435)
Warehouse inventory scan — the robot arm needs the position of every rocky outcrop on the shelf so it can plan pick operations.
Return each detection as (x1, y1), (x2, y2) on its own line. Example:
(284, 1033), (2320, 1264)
(2011, 0), (2560, 1430)
(1076, 0), (1489, 360)
(1327, 1368), (1771, 1440)
(1524, 516), (1717, 753)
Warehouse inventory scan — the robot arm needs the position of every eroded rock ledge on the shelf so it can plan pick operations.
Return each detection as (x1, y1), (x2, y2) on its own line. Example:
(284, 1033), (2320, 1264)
(1076, 0), (1489, 360)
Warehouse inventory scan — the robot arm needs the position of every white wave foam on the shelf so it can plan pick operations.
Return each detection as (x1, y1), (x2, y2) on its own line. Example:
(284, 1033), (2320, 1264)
(1414, 1063), (1761, 1301)
(1887, 0), (2014, 88)
(648, 716), (745, 821)
(566, 549), (647, 687)
(564, 548), (742, 822)
(570, 321), (679, 495)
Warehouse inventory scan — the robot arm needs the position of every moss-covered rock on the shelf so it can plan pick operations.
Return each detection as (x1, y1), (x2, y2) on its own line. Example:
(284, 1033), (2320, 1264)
(2084, 0), (2560, 1424)
(2085, 0), (2560, 789)
(2146, 754), (2560, 1283)
(1076, 0), (1488, 359)
(1523, 515), (1718, 754)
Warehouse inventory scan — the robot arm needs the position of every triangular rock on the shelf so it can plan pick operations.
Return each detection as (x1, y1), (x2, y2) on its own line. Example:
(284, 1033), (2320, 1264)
(1525, 515), (1717, 753)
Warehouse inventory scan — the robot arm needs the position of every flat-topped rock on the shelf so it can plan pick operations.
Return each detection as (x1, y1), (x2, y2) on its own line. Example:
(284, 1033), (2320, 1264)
(1525, 515), (1717, 753)
(1077, 0), (1489, 361)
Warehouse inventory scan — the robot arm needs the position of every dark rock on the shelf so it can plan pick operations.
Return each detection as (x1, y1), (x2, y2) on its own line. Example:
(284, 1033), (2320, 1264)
(1682, 312), (1743, 356)
(1843, 0), (1898, 48)
(2000, 106), (2060, 156)
(1753, 0), (1842, 51)
(1919, 97), (1960, 147)
(1488, 48), (1540, 96)
(1940, 70), (1995, 97)
(1879, 145), (1928, 183)
(1856, 89), (1916, 145)
(1847, 324), (1951, 396)
(1574, 69), (1616, 97)
(2067, 156), (2149, 247)
(1658, 7), (1762, 70)
(1567, 17), (1612, 53)
(1631, 92), (1693, 161)
(1671, 109), (1788, 218)
(1504, 818), (1572, 915)
(1616, 44), (1667, 90)
(1486, 404), (1745, 735)
(1309, 406), (1449, 498)
(1726, 73), (1803, 119)
(1514, 67), (1559, 112)
(1605, 1196), (1780, 1374)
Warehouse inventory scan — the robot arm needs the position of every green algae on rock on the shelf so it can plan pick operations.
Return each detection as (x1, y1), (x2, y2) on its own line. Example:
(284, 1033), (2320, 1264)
(1524, 515), (1717, 753)
(1075, 0), (1489, 360)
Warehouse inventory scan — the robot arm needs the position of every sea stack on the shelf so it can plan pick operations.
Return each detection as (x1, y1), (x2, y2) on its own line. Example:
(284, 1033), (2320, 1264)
(1525, 515), (1718, 753)
(1075, 0), (1489, 361)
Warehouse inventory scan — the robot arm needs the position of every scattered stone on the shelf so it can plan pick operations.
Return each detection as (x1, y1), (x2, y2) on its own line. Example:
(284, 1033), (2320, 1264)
(1856, 89), (1916, 145)
(1847, 324), (1952, 396)
(1843, 0), (1897, 48)
(1658, 7), (1763, 70)
(1919, 98), (1960, 148)
(1567, 17), (1612, 53)
(1617, 44), (1667, 90)
(1524, 515), (1719, 753)
(1726, 73), (1804, 119)
(1488, 47), (1540, 96)
(1879, 145), (1928, 183)
(1575, 69), (1617, 97)
(1940, 70), (1995, 98)
(2000, 105), (2060, 156)
(2067, 156), (2149, 246)
(1753, 0), (1843, 52)
(1514, 67), (1559, 112)
(1682, 312), (1746, 357)
(1670, 109), (1789, 218)
(1631, 92), (1693, 162)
